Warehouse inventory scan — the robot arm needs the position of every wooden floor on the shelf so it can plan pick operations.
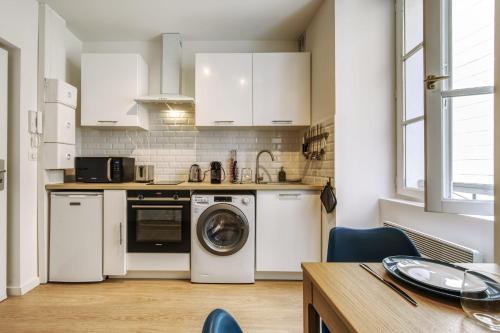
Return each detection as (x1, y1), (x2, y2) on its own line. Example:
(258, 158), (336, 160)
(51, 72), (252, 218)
(0, 279), (302, 333)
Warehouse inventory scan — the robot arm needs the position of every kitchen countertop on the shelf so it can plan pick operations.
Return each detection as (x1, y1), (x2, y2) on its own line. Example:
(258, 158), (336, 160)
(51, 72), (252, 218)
(45, 181), (323, 191)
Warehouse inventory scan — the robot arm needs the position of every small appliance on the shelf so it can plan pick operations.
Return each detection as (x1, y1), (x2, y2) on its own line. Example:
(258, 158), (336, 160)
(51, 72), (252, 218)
(127, 190), (191, 253)
(210, 161), (225, 184)
(135, 165), (154, 183)
(75, 157), (135, 183)
(188, 164), (203, 182)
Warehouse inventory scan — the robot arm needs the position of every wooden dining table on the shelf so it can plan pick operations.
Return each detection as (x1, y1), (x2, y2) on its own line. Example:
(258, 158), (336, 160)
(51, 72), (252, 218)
(302, 262), (499, 333)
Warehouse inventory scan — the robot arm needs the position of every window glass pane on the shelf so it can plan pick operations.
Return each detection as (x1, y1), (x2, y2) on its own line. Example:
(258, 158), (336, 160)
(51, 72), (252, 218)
(405, 120), (425, 189)
(404, 0), (423, 53)
(404, 48), (424, 119)
(451, 0), (494, 89)
(450, 94), (493, 201)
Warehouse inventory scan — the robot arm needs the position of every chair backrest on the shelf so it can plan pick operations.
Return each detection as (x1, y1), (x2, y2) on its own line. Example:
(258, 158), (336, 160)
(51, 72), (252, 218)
(326, 227), (420, 262)
(202, 309), (243, 333)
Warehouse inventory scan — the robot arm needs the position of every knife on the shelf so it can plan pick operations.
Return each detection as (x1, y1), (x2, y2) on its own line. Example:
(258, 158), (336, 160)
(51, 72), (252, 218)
(360, 263), (418, 307)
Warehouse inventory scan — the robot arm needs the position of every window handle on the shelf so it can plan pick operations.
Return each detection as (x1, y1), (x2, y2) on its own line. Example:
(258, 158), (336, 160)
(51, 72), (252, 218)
(424, 74), (450, 90)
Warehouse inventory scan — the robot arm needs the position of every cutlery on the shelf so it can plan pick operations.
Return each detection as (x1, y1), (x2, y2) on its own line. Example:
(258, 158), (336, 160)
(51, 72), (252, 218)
(360, 263), (418, 307)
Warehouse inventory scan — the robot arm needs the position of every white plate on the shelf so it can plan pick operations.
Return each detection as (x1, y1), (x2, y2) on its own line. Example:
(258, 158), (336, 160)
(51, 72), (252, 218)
(396, 259), (487, 293)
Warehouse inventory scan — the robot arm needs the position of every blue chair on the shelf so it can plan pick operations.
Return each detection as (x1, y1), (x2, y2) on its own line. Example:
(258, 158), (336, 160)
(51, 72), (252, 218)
(202, 309), (243, 333)
(322, 227), (420, 332)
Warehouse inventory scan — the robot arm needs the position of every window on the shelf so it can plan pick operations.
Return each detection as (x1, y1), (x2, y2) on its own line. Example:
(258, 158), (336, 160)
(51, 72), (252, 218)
(396, 0), (425, 200)
(397, 0), (494, 215)
(424, 0), (494, 215)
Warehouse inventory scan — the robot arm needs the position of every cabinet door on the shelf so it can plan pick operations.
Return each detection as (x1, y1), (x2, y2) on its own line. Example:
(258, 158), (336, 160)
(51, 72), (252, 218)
(195, 53), (253, 126)
(253, 53), (311, 126)
(103, 190), (127, 276)
(256, 190), (321, 272)
(81, 54), (147, 128)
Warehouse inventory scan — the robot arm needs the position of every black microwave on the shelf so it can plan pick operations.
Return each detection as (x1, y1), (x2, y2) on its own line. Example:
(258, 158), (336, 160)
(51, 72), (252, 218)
(75, 157), (135, 183)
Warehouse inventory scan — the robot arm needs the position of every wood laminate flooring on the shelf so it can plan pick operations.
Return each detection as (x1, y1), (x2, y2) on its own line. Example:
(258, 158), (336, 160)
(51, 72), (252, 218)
(0, 279), (302, 333)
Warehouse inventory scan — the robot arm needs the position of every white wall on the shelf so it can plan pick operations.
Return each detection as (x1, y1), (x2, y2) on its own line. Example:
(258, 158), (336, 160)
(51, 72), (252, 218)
(380, 198), (494, 262)
(334, 0), (396, 229)
(494, 0), (500, 263)
(0, 0), (39, 295)
(304, 0), (335, 259)
(82, 40), (298, 98)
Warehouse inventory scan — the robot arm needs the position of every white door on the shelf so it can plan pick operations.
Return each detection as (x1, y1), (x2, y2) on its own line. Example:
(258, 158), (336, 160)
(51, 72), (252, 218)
(195, 53), (253, 126)
(0, 47), (8, 301)
(253, 53), (311, 126)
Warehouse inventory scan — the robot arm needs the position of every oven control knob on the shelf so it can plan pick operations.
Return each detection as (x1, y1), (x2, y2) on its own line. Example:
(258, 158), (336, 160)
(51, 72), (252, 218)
(173, 193), (179, 200)
(242, 197), (250, 205)
(138, 194), (144, 200)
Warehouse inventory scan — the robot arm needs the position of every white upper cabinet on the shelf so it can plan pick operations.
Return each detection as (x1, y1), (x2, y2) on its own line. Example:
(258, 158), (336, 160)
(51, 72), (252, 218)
(195, 53), (253, 126)
(253, 53), (311, 126)
(81, 54), (149, 129)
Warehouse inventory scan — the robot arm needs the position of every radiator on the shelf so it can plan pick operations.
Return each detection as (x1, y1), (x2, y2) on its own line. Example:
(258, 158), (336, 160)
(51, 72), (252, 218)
(382, 221), (483, 263)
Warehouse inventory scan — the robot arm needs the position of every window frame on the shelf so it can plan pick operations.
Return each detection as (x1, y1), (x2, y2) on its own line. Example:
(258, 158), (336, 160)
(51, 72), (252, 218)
(396, 0), (425, 202)
(424, 0), (494, 216)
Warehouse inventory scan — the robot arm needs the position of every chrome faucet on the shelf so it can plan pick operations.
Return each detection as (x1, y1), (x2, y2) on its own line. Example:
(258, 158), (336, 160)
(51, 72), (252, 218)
(255, 150), (275, 184)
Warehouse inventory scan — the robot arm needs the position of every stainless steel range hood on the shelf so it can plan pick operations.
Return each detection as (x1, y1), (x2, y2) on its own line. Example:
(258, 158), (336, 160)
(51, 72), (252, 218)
(135, 33), (194, 105)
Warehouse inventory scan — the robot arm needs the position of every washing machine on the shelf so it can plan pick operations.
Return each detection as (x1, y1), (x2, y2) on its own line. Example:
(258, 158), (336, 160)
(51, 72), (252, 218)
(191, 192), (255, 283)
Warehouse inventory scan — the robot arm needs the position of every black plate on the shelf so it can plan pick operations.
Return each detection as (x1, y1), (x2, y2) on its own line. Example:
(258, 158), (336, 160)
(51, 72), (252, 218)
(383, 256), (500, 300)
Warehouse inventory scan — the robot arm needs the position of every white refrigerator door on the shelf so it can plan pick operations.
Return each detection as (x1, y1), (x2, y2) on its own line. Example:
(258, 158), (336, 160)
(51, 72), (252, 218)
(49, 192), (104, 282)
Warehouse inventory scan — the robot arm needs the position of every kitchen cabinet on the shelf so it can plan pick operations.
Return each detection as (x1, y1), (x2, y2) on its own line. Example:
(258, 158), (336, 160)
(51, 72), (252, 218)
(43, 143), (75, 169)
(43, 103), (75, 145)
(103, 190), (127, 276)
(253, 53), (311, 126)
(81, 54), (149, 129)
(195, 53), (253, 126)
(256, 190), (321, 272)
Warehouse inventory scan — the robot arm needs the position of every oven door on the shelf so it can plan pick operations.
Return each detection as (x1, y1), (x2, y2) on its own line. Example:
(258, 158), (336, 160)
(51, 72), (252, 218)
(127, 200), (190, 253)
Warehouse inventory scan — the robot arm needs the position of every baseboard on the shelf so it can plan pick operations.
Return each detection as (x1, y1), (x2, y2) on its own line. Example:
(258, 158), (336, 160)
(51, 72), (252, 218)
(255, 271), (303, 280)
(109, 271), (190, 279)
(7, 277), (40, 296)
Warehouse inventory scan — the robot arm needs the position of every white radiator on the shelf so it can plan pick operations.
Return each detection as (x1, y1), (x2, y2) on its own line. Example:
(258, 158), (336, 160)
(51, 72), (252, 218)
(382, 221), (483, 263)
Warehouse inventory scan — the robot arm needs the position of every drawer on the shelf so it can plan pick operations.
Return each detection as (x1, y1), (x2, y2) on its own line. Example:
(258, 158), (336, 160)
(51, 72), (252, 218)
(43, 143), (75, 170)
(44, 78), (77, 109)
(43, 103), (75, 144)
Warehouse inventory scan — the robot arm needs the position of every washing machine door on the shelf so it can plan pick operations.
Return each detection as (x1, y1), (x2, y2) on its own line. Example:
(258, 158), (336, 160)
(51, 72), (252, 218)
(197, 203), (249, 256)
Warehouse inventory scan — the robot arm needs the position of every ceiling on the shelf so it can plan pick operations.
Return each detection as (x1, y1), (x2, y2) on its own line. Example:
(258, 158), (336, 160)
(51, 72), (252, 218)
(42, 0), (324, 42)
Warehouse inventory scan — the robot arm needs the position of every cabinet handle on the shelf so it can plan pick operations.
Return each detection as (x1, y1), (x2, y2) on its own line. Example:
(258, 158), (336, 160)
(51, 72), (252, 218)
(214, 120), (234, 124)
(278, 193), (302, 199)
(131, 205), (184, 209)
(119, 222), (123, 245)
(97, 120), (118, 123)
(272, 120), (293, 124)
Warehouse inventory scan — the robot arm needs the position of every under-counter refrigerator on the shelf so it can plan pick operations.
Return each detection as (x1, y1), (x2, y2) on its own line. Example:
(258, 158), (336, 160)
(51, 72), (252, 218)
(49, 192), (104, 282)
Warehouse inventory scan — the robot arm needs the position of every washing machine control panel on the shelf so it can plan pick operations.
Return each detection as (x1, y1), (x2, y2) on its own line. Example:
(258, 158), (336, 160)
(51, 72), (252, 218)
(193, 196), (209, 205)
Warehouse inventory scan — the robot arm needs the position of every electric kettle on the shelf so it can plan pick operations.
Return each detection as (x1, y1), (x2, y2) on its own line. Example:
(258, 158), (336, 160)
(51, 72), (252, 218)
(188, 164), (203, 182)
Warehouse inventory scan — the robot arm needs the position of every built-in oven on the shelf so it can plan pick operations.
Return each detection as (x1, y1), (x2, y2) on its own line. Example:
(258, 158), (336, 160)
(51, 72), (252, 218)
(127, 190), (190, 253)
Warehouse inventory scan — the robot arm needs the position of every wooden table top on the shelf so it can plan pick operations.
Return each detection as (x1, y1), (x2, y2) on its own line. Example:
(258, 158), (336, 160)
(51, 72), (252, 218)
(302, 262), (499, 333)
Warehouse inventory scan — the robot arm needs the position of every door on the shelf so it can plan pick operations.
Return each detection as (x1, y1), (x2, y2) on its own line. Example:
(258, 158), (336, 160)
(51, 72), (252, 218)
(253, 53), (311, 126)
(0, 47), (7, 301)
(195, 53), (253, 126)
(103, 190), (127, 276)
(424, 0), (495, 215)
(256, 191), (321, 272)
(196, 204), (249, 256)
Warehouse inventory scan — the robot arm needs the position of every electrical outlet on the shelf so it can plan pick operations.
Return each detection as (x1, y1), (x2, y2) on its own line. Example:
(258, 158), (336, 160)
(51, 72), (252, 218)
(28, 151), (37, 161)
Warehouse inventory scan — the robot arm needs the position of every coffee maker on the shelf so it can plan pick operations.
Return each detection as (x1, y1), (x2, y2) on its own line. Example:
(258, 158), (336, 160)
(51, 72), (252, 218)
(210, 161), (226, 184)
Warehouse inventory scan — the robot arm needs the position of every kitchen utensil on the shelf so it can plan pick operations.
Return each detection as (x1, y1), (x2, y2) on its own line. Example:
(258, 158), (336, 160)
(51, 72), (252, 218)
(320, 178), (336, 213)
(189, 164), (203, 182)
(396, 258), (487, 293)
(135, 165), (154, 183)
(461, 270), (500, 331)
(383, 256), (500, 299)
(360, 263), (418, 307)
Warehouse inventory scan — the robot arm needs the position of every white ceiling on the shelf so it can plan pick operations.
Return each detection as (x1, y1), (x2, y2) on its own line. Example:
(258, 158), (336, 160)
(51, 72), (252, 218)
(42, 0), (324, 42)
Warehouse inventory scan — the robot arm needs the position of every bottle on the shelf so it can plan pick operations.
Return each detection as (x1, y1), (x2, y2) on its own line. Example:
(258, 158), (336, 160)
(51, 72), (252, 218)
(278, 166), (286, 182)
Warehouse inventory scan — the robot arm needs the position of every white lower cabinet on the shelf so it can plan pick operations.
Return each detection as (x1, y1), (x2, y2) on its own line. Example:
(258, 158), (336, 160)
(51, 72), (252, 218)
(103, 190), (127, 276)
(256, 190), (321, 272)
